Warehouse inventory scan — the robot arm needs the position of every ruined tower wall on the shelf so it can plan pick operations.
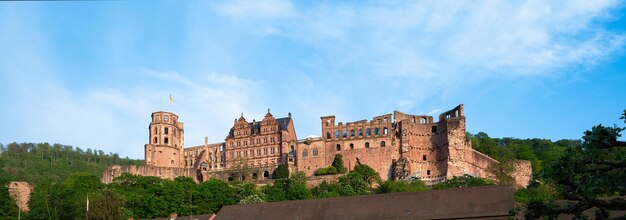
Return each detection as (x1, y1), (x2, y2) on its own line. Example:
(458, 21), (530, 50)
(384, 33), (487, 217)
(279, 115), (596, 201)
(145, 111), (184, 168)
(297, 139), (327, 177)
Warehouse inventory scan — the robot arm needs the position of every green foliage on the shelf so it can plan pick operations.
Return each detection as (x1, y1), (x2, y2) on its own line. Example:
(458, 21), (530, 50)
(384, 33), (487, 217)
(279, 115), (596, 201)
(314, 166), (338, 176)
(525, 110), (626, 218)
(337, 172), (369, 196)
(352, 163), (381, 185)
(0, 183), (20, 219)
(238, 194), (265, 205)
(0, 142), (142, 186)
(193, 179), (237, 215)
(375, 180), (428, 194)
(87, 189), (125, 220)
(433, 175), (494, 189)
(311, 181), (340, 199)
(332, 154), (347, 174)
(272, 164), (290, 179)
(514, 183), (556, 203)
(263, 172), (311, 202)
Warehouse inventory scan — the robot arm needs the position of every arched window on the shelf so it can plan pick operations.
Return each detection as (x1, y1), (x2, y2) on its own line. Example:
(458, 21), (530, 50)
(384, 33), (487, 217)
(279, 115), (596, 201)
(383, 127), (388, 135)
(374, 128), (380, 135)
(252, 173), (258, 179)
(313, 148), (318, 156)
(349, 143), (354, 149)
(302, 149), (308, 157)
(380, 141), (386, 147)
(350, 130), (355, 137)
(336, 144), (341, 151)
(334, 130), (339, 138)
(263, 170), (270, 178)
(342, 130), (347, 138)
(420, 118), (426, 124)
(326, 132), (331, 139)
(164, 115), (169, 122)
(358, 129), (363, 137)
(170, 160), (174, 165)
(365, 142), (370, 148)
(366, 128), (371, 136)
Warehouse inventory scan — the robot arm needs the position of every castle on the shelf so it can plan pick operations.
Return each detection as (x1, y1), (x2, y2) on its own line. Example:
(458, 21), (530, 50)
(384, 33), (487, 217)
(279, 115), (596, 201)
(102, 104), (532, 187)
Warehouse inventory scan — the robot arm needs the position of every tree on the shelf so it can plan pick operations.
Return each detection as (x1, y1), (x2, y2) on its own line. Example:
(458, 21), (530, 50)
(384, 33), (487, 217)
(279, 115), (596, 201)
(375, 179), (428, 194)
(332, 154), (347, 174)
(352, 163), (381, 185)
(192, 179), (236, 215)
(525, 110), (626, 219)
(337, 172), (369, 196)
(272, 164), (289, 179)
(263, 172), (311, 202)
(0, 183), (20, 219)
(87, 189), (124, 220)
(433, 175), (494, 189)
(311, 181), (340, 199)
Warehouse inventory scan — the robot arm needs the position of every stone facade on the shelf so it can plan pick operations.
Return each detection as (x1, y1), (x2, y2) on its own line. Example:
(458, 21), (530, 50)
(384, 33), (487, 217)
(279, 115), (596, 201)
(102, 105), (532, 187)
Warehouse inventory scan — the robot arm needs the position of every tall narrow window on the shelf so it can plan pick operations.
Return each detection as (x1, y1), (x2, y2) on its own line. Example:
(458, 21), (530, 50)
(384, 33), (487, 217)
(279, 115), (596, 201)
(342, 130), (347, 138)
(326, 132), (331, 139)
(383, 127), (388, 135)
(366, 128), (371, 136)
(350, 130), (355, 137)
(423, 155), (427, 161)
(154, 137), (158, 144)
(374, 128), (380, 135)
(164, 137), (169, 144)
(365, 142), (370, 148)
(165, 127), (169, 134)
(335, 130), (339, 138)
(302, 149), (308, 157)
(380, 141), (386, 147)
(349, 143), (354, 149)
(336, 144), (341, 151)
(313, 148), (318, 156)
(358, 129), (363, 137)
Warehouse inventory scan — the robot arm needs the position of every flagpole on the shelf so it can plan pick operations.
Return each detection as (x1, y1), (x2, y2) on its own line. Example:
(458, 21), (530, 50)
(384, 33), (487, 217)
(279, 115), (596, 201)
(86, 195), (89, 220)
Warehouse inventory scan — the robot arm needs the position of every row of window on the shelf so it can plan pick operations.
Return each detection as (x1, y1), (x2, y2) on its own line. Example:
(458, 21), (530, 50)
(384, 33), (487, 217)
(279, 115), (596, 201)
(229, 147), (278, 159)
(327, 127), (388, 139)
(154, 115), (176, 123)
(234, 126), (277, 136)
(229, 136), (279, 147)
(334, 141), (386, 151)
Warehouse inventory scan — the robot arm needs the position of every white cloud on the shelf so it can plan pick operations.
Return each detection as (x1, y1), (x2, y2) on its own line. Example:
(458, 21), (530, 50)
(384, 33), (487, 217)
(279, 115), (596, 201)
(214, 0), (295, 19)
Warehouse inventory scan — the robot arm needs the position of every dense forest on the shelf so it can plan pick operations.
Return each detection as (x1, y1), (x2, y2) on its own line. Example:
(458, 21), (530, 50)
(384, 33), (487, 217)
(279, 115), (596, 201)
(0, 109), (624, 219)
(0, 142), (143, 184)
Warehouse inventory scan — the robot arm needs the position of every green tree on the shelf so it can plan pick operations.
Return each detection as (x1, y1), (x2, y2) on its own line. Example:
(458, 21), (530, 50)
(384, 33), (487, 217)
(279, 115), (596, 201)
(192, 179), (236, 215)
(311, 181), (340, 199)
(332, 154), (347, 174)
(375, 180), (428, 193)
(87, 189), (125, 220)
(272, 164), (290, 179)
(433, 175), (494, 189)
(352, 163), (381, 185)
(337, 172), (369, 196)
(525, 110), (626, 219)
(0, 183), (20, 219)
(314, 166), (338, 176)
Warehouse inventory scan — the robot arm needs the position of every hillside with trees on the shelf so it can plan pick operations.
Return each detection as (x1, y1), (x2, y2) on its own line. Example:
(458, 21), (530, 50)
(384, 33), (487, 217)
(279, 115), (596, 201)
(0, 142), (143, 184)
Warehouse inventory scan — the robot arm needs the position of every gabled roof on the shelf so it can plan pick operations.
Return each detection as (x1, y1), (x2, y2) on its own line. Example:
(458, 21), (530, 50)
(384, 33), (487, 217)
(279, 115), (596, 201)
(227, 117), (291, 138)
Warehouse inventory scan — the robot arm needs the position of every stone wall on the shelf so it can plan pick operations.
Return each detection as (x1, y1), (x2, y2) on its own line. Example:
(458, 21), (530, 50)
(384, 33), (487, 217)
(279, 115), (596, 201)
(7, 181), (31, 212)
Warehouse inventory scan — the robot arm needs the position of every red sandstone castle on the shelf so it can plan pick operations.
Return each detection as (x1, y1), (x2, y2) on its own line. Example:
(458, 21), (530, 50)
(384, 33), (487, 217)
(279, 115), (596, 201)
(102, 104), (531, 187)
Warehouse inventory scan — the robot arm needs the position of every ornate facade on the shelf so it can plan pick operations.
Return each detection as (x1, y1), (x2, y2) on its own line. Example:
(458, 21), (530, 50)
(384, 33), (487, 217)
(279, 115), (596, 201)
(102, 105), (531, 187)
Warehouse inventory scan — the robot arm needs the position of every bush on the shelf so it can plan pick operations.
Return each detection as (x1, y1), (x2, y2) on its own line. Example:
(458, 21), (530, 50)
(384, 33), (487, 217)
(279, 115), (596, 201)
(314, 166), (338, 176)
(376, 180), (428, 193)
(433, 175), (494, 189)
(331, 154), (347, 174)
(272, 164), (289, 179)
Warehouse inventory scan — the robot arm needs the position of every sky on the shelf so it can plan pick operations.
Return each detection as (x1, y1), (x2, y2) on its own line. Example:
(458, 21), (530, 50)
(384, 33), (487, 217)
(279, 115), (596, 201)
(1, 1), (625, 159)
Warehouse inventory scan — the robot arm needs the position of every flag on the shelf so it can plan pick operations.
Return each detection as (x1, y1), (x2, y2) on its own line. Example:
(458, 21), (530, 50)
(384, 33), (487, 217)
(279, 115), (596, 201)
(169, 94), (174, 103)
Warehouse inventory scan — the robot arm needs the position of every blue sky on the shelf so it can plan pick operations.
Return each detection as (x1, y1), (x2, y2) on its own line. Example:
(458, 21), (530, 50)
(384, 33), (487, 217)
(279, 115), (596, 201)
(1, 1), (625, 159)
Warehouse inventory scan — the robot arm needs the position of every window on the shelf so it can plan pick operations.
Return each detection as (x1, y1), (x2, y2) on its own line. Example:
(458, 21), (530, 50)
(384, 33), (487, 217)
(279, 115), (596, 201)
(374, 128), (380, 135)
(420, 118), (426, 124)
(383, 127), (388, 135)
(165, 127), (169, 134)
(164, 137), (169, 144)
(427, 170), (431, 175)
(271, 147), (275, 154)
(302, 149), (308, 157)
(237, 151), (241, 158)
(257, 149), (261, 156)
(313, 148), (318, 156)
(336, 144), (341, 151)
(349, 143), (354, 149)
(250, 150), (254, 157)
(326, 132), (331, 139)
(432, 126), (437, 133)
(290, 145), (295, 153)
(380, 141), (386, 147)
(342, 130), (347, 138)
(170, 160), (174, 165)
(164, 115), (169, 122)
(366, 128), (371, 136)
(263, 170), (270, 178)
(423, 155), (427, 161)
(334, 130), (339, 138)
(350, 130), (355, 137)
(365, 142), (370, 148)
(154, 137), (158, 144)
(264, 148), (268, 155)
(358, 129), (363, 137)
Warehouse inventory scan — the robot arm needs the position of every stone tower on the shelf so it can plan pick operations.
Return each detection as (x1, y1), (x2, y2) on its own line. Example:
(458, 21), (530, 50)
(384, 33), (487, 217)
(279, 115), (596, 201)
(145, 111), (185, 168)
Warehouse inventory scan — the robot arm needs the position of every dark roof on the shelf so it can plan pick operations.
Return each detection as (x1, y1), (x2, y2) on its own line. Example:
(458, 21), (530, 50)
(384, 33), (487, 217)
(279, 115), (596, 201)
(215, 186), (514, 220)
(228, 117), (291, 138)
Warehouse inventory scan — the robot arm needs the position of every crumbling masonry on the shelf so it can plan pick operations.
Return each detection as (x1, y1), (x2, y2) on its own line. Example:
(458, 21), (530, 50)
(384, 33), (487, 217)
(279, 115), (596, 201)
(102, 104), (532, 187)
